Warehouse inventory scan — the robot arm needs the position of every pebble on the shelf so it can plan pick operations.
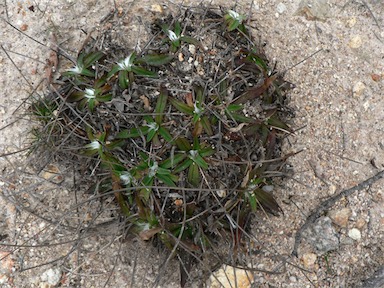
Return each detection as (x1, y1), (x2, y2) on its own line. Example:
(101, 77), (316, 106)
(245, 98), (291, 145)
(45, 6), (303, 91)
(40, 268), (61, 286)
(208, 265), (253, 288)
(276, 3), (287, 14)
(302, 253), (317, 269)
(349, 35), (362, 49)
(328, 208), (351, 227)
(348, 228), (361, 241)
(352, 81), (366, 97)
(304, 216), (340, 253)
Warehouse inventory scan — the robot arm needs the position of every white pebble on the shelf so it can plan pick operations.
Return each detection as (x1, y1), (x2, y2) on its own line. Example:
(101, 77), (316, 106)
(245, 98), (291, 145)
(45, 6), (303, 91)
(348, 228), (361, 241)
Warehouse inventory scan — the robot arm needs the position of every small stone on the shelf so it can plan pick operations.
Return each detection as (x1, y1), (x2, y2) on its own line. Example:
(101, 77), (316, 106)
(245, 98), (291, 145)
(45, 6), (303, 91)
(348, 228), (361, 241)
(349, 35), (362, 49)
(304, 216), (339, 253)
(150, 4), (163, 13)
(276, 3), (287, 14)
(188, 44), (196, 55)
(208, 265), (253, 288)
(40, 268), (61, 286)
(346, 17), (357, 28)
(40, 164), (64, 184)
(302, 253), (317, 268)
(355, 218), (366, 229)
(371, 73), (381, 82)
(329, 208), (351, 227)
(352, 81), (366, 97)
(178, 53), (184, 62)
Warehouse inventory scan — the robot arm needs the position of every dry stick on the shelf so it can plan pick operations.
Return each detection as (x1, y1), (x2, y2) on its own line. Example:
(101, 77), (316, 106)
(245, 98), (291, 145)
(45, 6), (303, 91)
(292, 169), (384, 257)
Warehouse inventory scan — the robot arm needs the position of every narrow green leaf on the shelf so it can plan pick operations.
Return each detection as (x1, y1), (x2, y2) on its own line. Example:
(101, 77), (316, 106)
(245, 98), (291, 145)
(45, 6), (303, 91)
(96, 94), (112, 102)
(267, 116), (291, 132)
(107, 65), (121, 79)
(146, 129), (157, 142)
(175, 137), (191, 151)
(118, 70), (129, 89)
(191, 153), (208, 170)
(116, 126), (149, 138)
(131, 66), (157, 77)
(83, 51), (104, 68)
(88, 98), (96, 112)
(227, 112), (255, 123)
(155, 88), (168, 123)
(247, 191), (258, 212)
(188, 163), (201, 187)
(141, 54), (174, 66)
(67, 91), (84, 102)
(169, 97), (194, 115)
(180, 36), (202, 48)
(199, 146), (215, 157)
(158, 126), (173, 143)
(200, 116), (213, 136)
(227, 104), (243, 112)
(161, 153), (186, 169)
(174, 158), (193, 173)
(174, 21), (181, 36)
(157, 173), (177, 187)
(253, 188), (281, 215)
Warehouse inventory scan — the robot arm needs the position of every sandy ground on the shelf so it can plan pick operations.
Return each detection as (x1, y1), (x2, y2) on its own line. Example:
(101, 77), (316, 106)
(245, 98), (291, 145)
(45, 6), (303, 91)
(0, 0), (383, 287)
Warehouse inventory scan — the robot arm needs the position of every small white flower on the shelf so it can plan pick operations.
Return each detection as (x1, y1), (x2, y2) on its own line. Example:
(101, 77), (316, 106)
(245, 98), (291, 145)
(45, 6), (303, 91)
(228, 10), (245, 23)
(193, 101), (202, 115)
(120, 171), (135, 186)
(86, 140), (101, 150)
(148, 161), (158, 178)
(189, 150), (198, 159)
(167, 30), (180, 42)
(84, 88), (96, 99)
(67, 64), (83, 74)
(118, 53), (134, 70)
(146, 122), (159, 132)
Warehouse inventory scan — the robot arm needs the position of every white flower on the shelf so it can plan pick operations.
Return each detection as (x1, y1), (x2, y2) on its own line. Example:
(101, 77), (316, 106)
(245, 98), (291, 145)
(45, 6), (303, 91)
(167, 30), (180, 42)
(84, 88), (96, 99)
(67, 64), (83, 74)
(120, 171), (135, 186)
(148, 161), (158, 178)
(146, 122), (159, 132)
(189, 150), (198, 159)
(193, 101), (203, 115)
(228, 10), (245, 23)
(118, 53), (134, 70)
(86, 140), (101, 150)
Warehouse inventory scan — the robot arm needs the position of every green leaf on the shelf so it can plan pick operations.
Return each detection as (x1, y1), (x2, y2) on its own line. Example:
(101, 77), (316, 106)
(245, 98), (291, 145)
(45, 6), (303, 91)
(252, 188), (281, 215)
(161, 153), (186, 169)
(174, 158), (193, 173)
(146, 128), (158, 142)
(141, 54), (174, 66)
(180, 36), (202, 48)
(88, 98), (96, 112)
(131, 66), (157, 77)
(155, 88), (168, 124)
(96, 94), (112, 102)
(175, 137), (191, 151)
(200, 116), (213, 136)
(247, 191), (258, 212)
(119, 70), (129, 89)
(267, 116), (291, 132)
(174, 21), (182, 36)
(158, 126), (173, 143)
(67, 91), (84, 102)
(227, 104), (243, 112)
(107, 65), (121, 79)
(199, 146), (215, 157)
(190, 152), (208, 170)
(169, 97), (194, 115)
(157, 173), (177, 187)
(83, 51), (104, 68)
(227, 112), (255, 123)
(116, 126), (149, 138)
(188, 163), (201, 187)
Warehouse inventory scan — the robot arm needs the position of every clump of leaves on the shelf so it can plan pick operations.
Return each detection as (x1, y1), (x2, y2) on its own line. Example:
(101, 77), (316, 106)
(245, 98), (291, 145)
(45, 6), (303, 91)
(30, 6), (294, 286)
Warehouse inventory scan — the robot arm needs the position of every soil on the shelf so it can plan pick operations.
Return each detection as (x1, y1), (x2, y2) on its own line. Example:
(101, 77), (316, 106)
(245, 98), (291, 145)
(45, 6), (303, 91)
(0, 0), (383, 287)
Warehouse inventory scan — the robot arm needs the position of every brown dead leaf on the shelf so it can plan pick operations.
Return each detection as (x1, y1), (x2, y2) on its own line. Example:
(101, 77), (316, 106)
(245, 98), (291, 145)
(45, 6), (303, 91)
(45, 32), (58, 84)
(140, 95), (152, 111)
(185, 92), (194, 107)
(139, 227), (162, 241)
